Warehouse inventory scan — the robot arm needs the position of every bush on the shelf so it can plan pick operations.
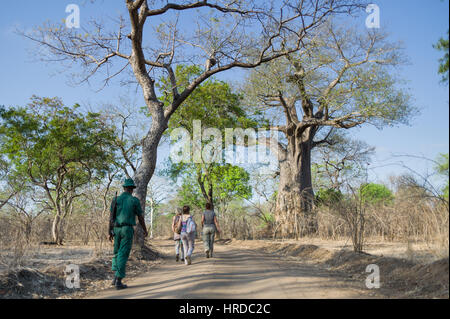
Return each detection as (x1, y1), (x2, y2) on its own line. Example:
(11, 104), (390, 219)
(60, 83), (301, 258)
(315, 188), (343, 206)
(359, 183), (394, 205)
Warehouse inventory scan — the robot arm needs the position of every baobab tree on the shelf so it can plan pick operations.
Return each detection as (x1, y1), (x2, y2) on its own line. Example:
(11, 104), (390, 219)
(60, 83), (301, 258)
(245, 21), (414, 238)
(22, 0), (365, 248)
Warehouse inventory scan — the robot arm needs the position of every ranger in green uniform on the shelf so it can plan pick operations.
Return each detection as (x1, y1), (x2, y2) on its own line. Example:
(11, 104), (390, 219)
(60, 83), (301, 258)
(109, 178), (148, 290)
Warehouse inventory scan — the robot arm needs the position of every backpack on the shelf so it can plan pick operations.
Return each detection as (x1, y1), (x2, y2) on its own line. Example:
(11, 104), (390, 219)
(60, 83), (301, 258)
(175, 215), (183, 234)
(186, 216), (197, 234)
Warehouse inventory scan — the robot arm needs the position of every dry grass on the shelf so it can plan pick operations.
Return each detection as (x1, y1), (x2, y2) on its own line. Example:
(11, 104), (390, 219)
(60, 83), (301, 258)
(314, 197), (449, 259)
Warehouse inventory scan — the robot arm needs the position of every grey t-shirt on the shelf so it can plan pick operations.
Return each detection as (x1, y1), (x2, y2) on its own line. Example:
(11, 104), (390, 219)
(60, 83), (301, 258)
(203, 210), (216, 227)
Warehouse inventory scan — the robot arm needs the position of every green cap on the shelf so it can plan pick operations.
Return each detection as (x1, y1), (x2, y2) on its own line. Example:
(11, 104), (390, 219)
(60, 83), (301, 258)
(123, 178), (136, 188)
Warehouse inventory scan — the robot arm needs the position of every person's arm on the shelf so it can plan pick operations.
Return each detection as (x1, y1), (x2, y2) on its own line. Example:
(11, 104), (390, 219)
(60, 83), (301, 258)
(201, 214), (205, 228)
(214, 216), (221, 233)
(135, 198), (148, 237)
(138, 215), (148, 237)
(108, 196), (117, 242)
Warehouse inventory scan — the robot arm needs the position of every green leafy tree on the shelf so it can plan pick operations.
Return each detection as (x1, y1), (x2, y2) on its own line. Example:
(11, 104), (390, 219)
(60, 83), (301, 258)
(158, 65), (260, 130)
(164, 65), (256, 211)
(359, 183), (394, 205)
(177, 164), (252, 216)
(0, 97), (117, 244)
(210, 164), (252, 216)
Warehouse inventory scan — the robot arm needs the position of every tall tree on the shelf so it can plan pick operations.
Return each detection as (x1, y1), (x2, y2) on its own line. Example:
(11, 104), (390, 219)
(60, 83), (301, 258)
(22, 0), (366, 248)
(0, 97), (117, 244)
(245, 22), (413, 237)
(164, 65), (254, 210)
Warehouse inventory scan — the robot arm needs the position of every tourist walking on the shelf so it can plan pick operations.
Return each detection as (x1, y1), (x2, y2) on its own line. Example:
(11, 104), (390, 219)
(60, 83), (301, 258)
(179, 205), (196, 265)
(201, 203), (221, 258)
(172, 208), (184, 262)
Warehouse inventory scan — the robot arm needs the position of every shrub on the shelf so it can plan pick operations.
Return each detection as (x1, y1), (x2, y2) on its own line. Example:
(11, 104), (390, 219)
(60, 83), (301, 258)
(315, 188), (343, 206)
(359, 183), (394, 205)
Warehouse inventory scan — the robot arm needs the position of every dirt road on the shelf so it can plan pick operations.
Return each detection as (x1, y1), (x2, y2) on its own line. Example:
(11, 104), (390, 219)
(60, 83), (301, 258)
(91, 240), (376, 299)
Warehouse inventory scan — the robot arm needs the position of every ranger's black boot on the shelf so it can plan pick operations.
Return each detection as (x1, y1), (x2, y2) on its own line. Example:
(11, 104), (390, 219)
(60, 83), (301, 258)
(115, 277), (128, 290)
(111, 276), (117, 286)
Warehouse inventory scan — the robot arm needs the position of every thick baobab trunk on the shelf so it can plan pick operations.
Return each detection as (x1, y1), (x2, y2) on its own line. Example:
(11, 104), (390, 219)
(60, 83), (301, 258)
(275, 128), (317, 238)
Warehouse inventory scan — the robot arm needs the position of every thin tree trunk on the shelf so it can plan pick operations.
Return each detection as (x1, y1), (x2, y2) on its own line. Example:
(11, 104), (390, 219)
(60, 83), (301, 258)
(198, 168), (214, 207)
(51, 213), (62, 245)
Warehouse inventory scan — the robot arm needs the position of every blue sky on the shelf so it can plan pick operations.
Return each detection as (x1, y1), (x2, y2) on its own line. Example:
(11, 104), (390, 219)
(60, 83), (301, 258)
(0, 0), (448, 192)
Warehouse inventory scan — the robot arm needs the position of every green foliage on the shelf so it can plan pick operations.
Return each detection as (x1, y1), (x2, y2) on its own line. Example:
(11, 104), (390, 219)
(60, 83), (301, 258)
(177, 172), (204, 208)
(434, 30), (449, 84)
(0, 96), (117, 212)
(435, 153), (449, 199)
(166, 65), (263, 133)
(211, 164), (252, 202)
(359, 183), (394, 205)
(160, 65), (256, 211)
(315, 188), (343, 206)
(260, 212), (275, 226)
(176, 163), (252, 212)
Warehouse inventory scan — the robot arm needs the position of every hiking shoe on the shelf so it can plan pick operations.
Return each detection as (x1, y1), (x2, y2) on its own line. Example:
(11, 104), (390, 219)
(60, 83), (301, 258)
(186, 256), (192, 265)
(176, 254), (179, 262)
(115, 283), (128, 290)
(115, 278), (128, 290)
(205, 250), (210, 258)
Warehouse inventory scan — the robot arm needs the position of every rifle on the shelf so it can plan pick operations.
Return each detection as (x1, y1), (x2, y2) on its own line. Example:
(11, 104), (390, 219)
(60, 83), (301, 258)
(109, 192), (118, 237)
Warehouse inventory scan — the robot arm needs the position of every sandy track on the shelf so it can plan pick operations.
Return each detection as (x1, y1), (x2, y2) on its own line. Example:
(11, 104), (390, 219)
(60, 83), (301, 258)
(91, 240), (375, 299)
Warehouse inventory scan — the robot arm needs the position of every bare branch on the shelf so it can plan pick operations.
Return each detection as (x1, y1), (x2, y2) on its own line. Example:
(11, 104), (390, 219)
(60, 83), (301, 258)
(146, 1), (253, 17)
